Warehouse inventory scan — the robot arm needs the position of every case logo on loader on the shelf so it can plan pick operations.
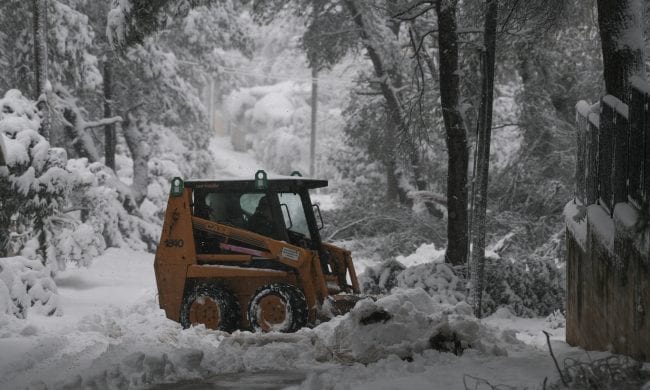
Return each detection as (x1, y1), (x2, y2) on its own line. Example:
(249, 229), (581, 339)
(281, 247), (300, 261)
(165, 239), (184, 248)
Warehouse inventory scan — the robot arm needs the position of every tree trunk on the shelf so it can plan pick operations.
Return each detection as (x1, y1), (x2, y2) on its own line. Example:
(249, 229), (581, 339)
(470, 0), (498, 319)
(104, 56), (116, 171)
(344, 0), (413, 203)
(32, 0), (49, 140)
(597, 0), (645, 102)
(435, 0), (469, 266)
(386, 153), (400, 202)
(62, 105), (101, 162)
(123, 111), (149, 205)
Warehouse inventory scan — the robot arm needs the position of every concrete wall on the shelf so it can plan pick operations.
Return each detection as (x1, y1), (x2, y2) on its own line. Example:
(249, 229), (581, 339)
(565, 203), (649, 361)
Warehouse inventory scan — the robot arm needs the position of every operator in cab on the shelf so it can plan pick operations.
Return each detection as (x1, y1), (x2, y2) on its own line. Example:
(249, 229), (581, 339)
(248, 196), (274, 237)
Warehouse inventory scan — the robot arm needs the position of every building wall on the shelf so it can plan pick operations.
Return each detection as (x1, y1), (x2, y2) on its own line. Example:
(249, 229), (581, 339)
(565, 204), (649, 361)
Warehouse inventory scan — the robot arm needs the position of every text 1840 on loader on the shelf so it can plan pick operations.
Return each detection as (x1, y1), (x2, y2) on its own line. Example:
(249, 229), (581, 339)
(154, 171), (363, 332)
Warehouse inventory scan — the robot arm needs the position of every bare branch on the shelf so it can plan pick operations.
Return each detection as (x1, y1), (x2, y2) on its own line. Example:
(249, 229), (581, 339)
(543, 330), (568, 387)
(392, 1), (435, 21)
(355, 91), (384, 96)
(492, 122), (522, 130)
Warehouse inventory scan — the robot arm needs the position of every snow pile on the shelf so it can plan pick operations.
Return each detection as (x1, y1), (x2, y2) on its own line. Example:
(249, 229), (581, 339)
(359, 259), (406, 294)
(0, 256), (60, 319)
(16, 290), (511, 389)
(395, 243), (445, 267)
(313, 288), (502, 363)
(359, 250), (465, 304)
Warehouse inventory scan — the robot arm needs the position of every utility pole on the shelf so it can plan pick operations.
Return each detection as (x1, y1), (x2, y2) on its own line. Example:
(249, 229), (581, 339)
(209, 75), (216, 133)
(104, 54), (116, 171)
(310, 67), (318, 177)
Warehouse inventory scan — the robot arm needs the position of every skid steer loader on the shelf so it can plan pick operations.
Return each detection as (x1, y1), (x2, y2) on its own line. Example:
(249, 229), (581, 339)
(154, 171), (362, 332)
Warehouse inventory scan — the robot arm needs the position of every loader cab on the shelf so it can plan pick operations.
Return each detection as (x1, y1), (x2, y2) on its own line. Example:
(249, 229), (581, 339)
(188, 171), (327, 252)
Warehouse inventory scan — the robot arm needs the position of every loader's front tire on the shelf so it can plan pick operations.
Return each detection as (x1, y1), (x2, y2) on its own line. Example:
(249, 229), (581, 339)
(248, 283), (307, 333)
(180, 282), (240, 332)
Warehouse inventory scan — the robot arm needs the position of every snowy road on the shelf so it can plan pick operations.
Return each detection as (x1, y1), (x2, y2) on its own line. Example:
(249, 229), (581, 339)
(0, 248), (594, 390)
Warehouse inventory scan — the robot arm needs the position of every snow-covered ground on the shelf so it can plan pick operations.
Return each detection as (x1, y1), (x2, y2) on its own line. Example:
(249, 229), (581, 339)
(209, 136), (266, 179)
(0, 136), (610, 390)
(0, 245), (594, 390)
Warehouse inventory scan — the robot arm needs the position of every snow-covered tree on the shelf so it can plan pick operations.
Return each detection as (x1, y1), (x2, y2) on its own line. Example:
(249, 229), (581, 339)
(0, 90), (66, 261)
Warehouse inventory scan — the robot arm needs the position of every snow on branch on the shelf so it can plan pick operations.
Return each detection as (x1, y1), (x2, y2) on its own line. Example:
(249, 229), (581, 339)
(107, 0), (209, 49)
(82, 116), (123, 130)
(407, 190), (447, 206)
(0, 256), (61, 318)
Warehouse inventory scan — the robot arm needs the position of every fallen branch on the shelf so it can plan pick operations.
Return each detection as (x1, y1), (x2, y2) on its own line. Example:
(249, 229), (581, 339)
(543, 330), (568, 387)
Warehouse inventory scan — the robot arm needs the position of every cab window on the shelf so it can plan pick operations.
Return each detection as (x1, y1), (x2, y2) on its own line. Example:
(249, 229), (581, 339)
(240, 193), (266, 215)
(278, 192), (311, 239)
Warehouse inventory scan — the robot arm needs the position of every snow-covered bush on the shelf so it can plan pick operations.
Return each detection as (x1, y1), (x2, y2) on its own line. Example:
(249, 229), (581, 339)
(0, 89), (168, 272)
(480, 253), (565, 317)
(545, 355), (650, 390)
(0, 255), (60, 318)
(360, 239), (563, 317)
(63, 157), (164, 257)
(324, 201), (446, 258)
(1, 91), (110, 269)
(360, 257), (467, 305)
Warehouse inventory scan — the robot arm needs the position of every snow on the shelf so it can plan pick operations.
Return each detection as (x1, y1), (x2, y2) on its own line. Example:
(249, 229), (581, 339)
(208, 136), (266, 178)
(11, 2), (650, 387)
(575, 100), (593, 118)
(564, 201), (587, 250)
(0, 256), (60, 319)
(395, 243), (445, 267)
(614, 202), (639, 229)
(588, 111), (599, 128)
(602, 94), (629, 119)
(565, 199), (648, 257)
(588, 204), (615, 253)
(631, 75), (650, 95)
(0, 246), (584, 390)
(310, 192), (337, 211)
(614, 202), (650, 257)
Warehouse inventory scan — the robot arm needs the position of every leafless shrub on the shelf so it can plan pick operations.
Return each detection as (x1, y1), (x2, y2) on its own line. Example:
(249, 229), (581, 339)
(544, 355), (650, 390)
